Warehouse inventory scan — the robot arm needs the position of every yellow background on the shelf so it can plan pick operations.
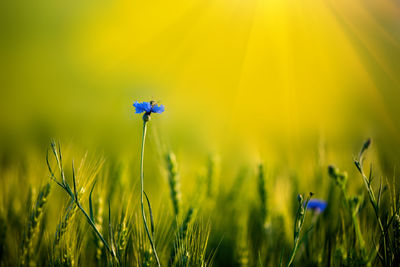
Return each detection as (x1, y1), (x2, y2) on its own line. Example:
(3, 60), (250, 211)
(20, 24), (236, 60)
(1, 0), (400, 162)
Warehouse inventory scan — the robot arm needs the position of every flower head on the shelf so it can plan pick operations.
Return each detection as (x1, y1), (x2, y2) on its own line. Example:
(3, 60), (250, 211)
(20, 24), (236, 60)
(305, 199), (327, 213)
(133, 101), (165, 114)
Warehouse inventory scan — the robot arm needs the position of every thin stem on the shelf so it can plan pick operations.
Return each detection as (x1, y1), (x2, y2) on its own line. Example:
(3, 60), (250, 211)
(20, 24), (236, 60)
(48, 142), (118, 263)
(352, 212), (366, 254)
(76, 202), (115, 257)
(287, 235), (300, 267)
(50, 174), (115, 258)
(140, 120), (161, 267)
(287, 196), (311, 267)
(356, 139), (387, 264)
(357, 160), (387, 264)
(341, 188), (366, 257)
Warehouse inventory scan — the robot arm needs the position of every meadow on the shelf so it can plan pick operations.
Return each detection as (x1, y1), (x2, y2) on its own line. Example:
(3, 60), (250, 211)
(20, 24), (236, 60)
(1, 0), (400, 266)
(0, 113), (399, 266)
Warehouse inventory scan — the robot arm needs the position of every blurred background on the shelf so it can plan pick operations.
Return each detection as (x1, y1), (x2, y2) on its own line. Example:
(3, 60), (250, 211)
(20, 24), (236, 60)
(1, 1), (400, 265)
(1, 0), (400, 175)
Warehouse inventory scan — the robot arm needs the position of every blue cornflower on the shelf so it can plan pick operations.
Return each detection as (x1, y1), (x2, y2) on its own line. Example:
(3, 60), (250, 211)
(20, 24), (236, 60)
(133, 101), (165, 114)
(306, 199), (327, 213)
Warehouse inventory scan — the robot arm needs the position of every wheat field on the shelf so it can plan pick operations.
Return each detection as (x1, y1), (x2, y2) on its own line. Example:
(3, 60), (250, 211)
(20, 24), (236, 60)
(1, 0), (400, 266)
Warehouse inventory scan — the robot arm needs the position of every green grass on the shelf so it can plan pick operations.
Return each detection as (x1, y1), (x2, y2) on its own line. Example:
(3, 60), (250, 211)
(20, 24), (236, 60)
(0, 137), (398, 266)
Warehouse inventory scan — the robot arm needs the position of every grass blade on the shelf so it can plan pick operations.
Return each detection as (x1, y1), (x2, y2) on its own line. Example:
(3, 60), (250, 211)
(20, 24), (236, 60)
(144, 191), (155, 238)
(72, 160), (78, 202)
(89, 181), (97, 223)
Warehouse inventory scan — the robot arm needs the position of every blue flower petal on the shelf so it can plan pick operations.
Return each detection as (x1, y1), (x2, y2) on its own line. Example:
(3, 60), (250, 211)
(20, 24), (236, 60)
(143, 102), (152, 112)
(133, 101), (152, 113)
(133, 102), (144, 113)
(151, 104), (165, 114)
(306, 199), (327, 212)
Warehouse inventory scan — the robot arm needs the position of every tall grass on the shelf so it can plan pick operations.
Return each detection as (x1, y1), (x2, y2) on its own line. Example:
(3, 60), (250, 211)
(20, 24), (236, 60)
(0, 136), (398, 266)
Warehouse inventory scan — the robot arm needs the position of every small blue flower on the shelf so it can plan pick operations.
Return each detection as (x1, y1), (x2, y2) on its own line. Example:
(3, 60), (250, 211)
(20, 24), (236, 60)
(133, 101), (165, 114)
(306, 199), (327, 213)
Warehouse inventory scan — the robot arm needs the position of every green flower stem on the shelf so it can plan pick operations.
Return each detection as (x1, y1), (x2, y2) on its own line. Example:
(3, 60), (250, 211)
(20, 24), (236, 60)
(356, 162), (386, 264)
(140, 120), (161, 267)
(341, 189), (366, 256)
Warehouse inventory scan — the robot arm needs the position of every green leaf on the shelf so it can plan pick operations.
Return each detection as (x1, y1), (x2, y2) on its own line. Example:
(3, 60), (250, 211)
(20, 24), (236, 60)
(144, 191), (155, 238)
(89, 181), (97, 223)
(72, 161), (78, 202)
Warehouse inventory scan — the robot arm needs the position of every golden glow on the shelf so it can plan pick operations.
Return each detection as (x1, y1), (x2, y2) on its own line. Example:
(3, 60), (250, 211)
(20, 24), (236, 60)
(1, 0), (400, 156)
